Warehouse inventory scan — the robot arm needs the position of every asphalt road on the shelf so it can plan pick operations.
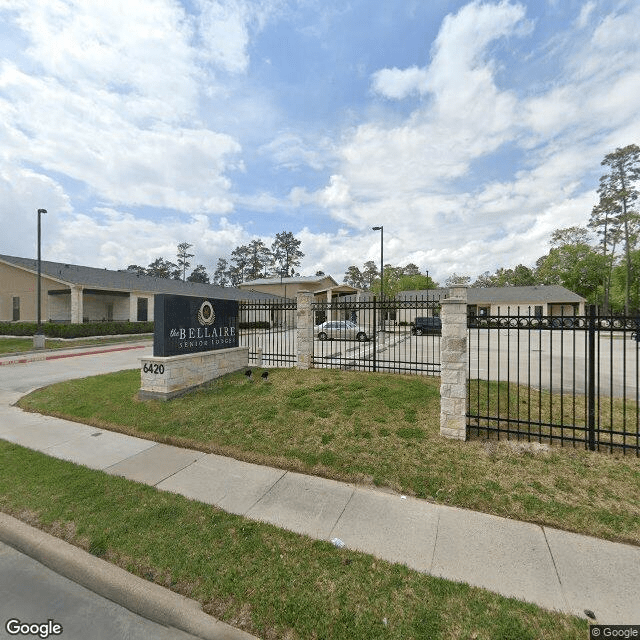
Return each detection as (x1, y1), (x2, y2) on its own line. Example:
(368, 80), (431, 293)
(0, 541), (198, 640)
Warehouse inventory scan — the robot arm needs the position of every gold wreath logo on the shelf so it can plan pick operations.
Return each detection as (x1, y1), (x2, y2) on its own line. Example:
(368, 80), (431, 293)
(197, 300), (215, 326)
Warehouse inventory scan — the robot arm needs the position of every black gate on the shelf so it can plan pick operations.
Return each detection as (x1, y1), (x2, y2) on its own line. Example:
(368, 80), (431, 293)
(467, 307), (640, 455)
(239, 299), (297, 366)
(312, 295), (441, 375)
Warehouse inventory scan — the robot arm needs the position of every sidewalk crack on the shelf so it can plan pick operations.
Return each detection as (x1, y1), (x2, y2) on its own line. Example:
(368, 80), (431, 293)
(327, 487), (356, 540)
(542, 527), (571, 612)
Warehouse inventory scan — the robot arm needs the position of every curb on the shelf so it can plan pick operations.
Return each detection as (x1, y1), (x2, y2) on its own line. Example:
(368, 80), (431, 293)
(0, 343), (148, 366)
(0, 513), (258, 640)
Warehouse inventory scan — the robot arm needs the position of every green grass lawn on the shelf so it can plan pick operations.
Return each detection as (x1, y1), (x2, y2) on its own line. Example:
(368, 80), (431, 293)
(0, 335), (150, 355)
(0, 441), (587, 640)
(17, 367), (640, 546)
(469, 379), (639, 452)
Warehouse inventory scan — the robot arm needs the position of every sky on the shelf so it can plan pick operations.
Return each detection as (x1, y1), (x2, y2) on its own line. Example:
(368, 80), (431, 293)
(1, 0), (639, 285)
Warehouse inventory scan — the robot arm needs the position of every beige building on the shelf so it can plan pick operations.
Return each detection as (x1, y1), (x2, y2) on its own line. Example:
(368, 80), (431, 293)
(0, 254), (277, 324)
(238, 275), (358, 302)
(337, 285), (586, 326)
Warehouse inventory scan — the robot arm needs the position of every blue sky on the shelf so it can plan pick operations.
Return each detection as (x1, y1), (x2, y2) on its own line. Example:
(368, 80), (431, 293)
(1, 0), (639, 284)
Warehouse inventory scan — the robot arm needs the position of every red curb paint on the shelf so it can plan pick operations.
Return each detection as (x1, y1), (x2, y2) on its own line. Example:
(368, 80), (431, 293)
(0, 344), (147, 366)
(43, 344), (147, 361)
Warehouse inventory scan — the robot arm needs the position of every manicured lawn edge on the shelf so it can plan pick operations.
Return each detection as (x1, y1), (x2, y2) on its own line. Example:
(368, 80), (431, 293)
(0, 441), (587, 640)
(17, 368), (640, 547)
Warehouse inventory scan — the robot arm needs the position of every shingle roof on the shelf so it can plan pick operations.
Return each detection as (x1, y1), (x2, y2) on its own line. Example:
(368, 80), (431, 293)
(324, 285), (585, 304)
(0, 254), (280, 301)
(240, 275), (339, 287)
(400, 286), (584, 303)
(466, 285), (585, 304)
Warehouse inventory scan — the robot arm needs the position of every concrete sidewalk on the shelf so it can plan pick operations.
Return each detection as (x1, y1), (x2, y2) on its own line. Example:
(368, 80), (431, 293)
(1, 399), (639, 627)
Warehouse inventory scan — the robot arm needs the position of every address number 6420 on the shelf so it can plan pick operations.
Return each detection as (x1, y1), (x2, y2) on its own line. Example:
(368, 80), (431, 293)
(143, 363), (165, 375)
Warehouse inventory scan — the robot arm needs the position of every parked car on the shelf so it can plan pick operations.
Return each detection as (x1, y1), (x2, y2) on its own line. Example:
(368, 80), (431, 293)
(315, 320), (369, 341)
(411, 317), (442, 335)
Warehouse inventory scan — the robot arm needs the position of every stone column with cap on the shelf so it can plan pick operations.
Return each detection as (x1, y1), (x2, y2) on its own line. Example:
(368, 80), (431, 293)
(440, 286), (468, 440)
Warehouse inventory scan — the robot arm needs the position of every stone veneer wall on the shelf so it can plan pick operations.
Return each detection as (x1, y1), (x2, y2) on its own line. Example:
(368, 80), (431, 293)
(439, 286), (468, 440)
(139, 346), (248, 401)
(296, 290), (314, 370)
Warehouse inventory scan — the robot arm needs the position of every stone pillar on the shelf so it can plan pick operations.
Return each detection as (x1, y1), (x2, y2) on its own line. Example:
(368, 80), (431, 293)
(296, 290), (314, 369)
(70, 286), (83, 324)
(129, 293), (138, 322)
(440, 286), (468, 441)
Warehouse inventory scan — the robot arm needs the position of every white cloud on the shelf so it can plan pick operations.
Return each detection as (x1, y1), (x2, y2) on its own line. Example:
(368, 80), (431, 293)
(258, 131), (332, 170)
(0, 0), (246, 213)
(304, 0), (640, 282)
(48, 209), (247, 272)
(575, 1), (596, 29)
(371, 66), (429, 100)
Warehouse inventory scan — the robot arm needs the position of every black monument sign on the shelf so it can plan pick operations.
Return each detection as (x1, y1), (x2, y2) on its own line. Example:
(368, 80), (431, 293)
(154, 294), (239, 357)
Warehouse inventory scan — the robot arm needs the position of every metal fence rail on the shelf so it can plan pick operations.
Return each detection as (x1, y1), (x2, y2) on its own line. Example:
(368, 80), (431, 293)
(312, 296), (441, 375)
(467, 307), (640, 456)
(239, 299), (297, 367)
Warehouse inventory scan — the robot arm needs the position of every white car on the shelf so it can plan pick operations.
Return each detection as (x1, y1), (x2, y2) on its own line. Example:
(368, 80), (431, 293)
(315, 320), (369, 341)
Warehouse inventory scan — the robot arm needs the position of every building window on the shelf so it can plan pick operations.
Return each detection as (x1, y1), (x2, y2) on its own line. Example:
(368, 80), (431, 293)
(137, 298), (148, 322)
(12, 297), (20, 321)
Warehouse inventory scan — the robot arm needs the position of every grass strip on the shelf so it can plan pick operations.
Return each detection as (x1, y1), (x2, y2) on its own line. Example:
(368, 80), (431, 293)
(0, 336), (150, 355)
(17, 368), (640, 545)
(0, 440), (586, 640)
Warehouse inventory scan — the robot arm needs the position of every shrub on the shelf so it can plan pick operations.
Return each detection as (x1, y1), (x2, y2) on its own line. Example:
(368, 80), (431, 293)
(0, 321), (154, 338)
(239, 321), (270, 330)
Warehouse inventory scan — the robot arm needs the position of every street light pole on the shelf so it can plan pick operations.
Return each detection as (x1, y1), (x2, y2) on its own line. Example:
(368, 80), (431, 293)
(372, 226), (383, 298)
(35, 208), (47, 349)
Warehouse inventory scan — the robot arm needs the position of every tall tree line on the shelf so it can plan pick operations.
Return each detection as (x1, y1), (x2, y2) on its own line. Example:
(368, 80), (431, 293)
(124, 231), (305, 287)
(443, 144), (640, 314)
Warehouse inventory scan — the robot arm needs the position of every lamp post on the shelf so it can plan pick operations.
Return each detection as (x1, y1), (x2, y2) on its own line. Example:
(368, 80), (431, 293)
(372, 226), (383, 298)
(34, 208), (47, 349)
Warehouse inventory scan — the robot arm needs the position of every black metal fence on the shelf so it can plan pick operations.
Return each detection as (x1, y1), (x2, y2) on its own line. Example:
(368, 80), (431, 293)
(238, 299), (297, 367)
(312, 295), (441, 375)
(467, 307), (640, 455)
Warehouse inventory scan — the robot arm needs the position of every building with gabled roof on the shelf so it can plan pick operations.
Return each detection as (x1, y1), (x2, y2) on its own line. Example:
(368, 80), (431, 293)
(0, 254), (279, 324)
(237, 274), (358, 301)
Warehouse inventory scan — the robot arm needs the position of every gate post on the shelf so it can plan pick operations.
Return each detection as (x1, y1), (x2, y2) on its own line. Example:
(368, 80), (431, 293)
(440, 286), (468, 441)
(296, 290), (314, 369)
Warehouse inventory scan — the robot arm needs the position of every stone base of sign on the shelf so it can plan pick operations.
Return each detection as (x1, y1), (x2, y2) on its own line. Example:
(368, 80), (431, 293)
(139, 346), (249, 401)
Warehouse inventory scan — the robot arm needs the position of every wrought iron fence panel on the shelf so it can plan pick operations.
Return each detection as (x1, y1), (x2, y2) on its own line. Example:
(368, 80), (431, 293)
(238, 299), (297, 367)
(311, 295), (441, 375)
(467, 306), (640, 456)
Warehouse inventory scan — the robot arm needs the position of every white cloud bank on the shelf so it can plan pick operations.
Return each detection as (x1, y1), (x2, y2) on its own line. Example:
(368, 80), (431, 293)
(311, 0), (640, 281)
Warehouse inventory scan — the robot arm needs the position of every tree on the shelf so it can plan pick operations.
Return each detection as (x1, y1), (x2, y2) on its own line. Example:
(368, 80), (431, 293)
(246, 239), (272, 280)
(471, 271), (495, 287)
(475, 264), (537, 287)
(146, 257), (179, 279)
(187, 264), (210, 284)
(343, 265), (366, 289)
(230, 245), (250, 283)
(271, 231), (304, 277)
(125, 264), (147, 276)
(362, 261), (379, 290)
(594, 144), (640, 314)
(176, 242), (195, 282)
(589, 199), (622, 313)
(445, 273), (471, 287)
(213, 258), (229, 286)
(396, 273), (437, 292)
(535, 226), (606, 303)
